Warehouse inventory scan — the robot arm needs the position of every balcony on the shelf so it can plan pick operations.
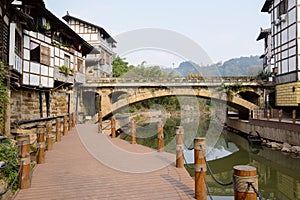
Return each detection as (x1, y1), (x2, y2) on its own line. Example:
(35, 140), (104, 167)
(54, 67), (74, 84)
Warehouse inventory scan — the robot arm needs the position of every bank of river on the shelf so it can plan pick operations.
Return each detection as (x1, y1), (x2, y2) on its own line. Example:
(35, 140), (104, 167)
(120, 116), (300, 200)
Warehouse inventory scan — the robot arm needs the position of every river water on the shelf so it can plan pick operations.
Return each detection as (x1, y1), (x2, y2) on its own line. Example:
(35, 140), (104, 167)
(120, 116), (300, 200)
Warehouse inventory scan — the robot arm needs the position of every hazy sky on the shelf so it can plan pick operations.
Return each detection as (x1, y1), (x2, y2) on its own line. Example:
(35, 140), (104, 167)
(45, 0), (270, 66)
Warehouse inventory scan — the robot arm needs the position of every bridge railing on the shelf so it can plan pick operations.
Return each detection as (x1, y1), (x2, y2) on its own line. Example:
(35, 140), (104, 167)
(86, 76), (258, 84)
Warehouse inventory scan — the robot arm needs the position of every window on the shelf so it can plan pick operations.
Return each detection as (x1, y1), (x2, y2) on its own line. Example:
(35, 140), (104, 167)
(64, 55), (70, 68)
(30, 42), (40, 63)
(40, 45), (50, 65)
(278, 0), (287, 17)
(30, 41), (50, 65)
(15, 31), (22, 56)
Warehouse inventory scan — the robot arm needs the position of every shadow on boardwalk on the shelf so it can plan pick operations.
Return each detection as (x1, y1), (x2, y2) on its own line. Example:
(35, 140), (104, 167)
(14, 124), (195, 200)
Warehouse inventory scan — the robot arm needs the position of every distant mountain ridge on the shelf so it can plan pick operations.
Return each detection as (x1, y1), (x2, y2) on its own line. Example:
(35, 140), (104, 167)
(164, 55), (262, 77)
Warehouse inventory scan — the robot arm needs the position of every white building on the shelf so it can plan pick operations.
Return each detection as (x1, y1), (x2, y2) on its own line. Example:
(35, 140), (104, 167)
(261, 0), (300, 107)
(63, 14), (117, 79)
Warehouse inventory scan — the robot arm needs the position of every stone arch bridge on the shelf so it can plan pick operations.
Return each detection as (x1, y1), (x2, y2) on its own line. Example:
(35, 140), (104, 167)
(80, 76), (264, 121)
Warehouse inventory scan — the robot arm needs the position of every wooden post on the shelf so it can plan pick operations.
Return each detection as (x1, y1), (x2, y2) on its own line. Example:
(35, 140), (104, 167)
(46, 121), (53, 151)
(71, 113), (75, 128)
(56, 118), (61, 142)
(279, 109), (282, 122)
(111, 117), (116, 138)
(233, 165), (258, 200)
(257, 110), (260, 120)
(36, 125), (45, 164)
(267, 109), (270, 121)
(157, 121), (164, 152)
(176, 126), (184, 168)
(68, 114), (72, 131)
(292, 110), (296, 124)
(194, 137), (207, 200)
(98, 111), (102, 134)
(17, 134), (31, 189)
(63, 116), (68, 136)
(270, 109), (274, 118)
(131, 119), (136, 144)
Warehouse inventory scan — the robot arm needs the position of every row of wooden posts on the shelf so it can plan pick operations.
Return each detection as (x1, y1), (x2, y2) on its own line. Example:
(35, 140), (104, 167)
(251, 109), (298, 123)
(17, 114), (75, 190)
(98, 112), (259, 200)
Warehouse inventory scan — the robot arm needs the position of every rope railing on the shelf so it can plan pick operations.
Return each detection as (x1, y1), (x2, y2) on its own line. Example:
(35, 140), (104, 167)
(0, 113), (75, 195)
(0, 162), (22, 196)
(247, 182), (263, 200)
(202, 169), (214, 200)
(0, 152), (18, 170)
(199, 145), (233, 187)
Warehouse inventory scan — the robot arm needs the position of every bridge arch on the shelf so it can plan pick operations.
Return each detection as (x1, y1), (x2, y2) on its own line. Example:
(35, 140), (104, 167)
(101, 87), (259, 119)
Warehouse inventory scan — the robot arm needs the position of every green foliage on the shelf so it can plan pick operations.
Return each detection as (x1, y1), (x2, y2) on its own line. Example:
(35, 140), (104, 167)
(0, 61), (8, 133)
(59, 65), (70, 77)
(133, 115), (141, 121)
(216, 82), (242, 95)
(123, 65), (173, 78)
(0, 139), (19, 193)
(112, 56), (174, 78)
(112, 56), (134, 77)
(257, 70), (273, 81)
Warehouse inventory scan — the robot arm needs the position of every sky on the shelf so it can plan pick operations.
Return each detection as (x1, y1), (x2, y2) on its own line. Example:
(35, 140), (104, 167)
(45, 0), (270, 67)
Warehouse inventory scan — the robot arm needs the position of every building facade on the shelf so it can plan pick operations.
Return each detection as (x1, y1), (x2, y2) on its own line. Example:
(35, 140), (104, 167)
(63, 14), (116, 79)
(257, 28), (274, 78)
(0, 0), (93, 134)
(261, 0), (300, 108)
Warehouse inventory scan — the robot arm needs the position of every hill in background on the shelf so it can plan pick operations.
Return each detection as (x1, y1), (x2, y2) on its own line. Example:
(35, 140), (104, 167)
(164, 55), (262, 77)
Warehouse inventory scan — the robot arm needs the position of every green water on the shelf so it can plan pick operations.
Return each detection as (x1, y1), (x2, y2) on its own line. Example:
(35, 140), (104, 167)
(121, 116), (300, 200)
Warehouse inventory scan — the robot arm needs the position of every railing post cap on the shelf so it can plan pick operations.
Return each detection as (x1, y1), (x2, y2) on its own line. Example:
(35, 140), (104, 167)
(233, 165), (257, 176)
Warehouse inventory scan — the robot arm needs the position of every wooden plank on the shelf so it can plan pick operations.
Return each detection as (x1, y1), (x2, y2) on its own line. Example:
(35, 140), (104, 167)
(14, 125), (195, 200)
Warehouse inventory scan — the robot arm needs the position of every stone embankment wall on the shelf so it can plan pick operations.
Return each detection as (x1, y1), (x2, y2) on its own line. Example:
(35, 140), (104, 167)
(10, 89), (71, 122)
(226, 118), (300, 146)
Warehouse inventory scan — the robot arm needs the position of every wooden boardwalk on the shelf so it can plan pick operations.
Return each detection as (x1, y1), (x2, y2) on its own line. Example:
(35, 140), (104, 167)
(14, 124), (195, 200)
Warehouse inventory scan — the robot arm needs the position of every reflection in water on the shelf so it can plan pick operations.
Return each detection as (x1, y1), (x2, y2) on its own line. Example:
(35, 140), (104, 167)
(121, 116), (300, 200)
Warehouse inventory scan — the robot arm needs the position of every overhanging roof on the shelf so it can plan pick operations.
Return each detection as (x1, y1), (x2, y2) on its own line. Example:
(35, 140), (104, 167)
(261, 0), (273, 13)
(62, 13), (117, 44)
(257, 28), (271, 41)
(26, 5), (94, 55)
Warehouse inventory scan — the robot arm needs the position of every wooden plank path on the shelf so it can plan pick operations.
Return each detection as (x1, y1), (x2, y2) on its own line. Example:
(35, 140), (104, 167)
(14, 124), (195, 200)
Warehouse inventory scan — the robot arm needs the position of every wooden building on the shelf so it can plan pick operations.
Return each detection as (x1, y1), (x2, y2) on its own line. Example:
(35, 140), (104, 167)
(257, 27), (274, 79)
(261, 0), (300, 108)
(1, 0), (93, 134)
(63, 13), (116, 79)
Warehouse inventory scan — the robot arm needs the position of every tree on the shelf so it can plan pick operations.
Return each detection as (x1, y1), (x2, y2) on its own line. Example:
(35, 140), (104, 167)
(123, 65), (173, 78)
(112, 56), (134, 77)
